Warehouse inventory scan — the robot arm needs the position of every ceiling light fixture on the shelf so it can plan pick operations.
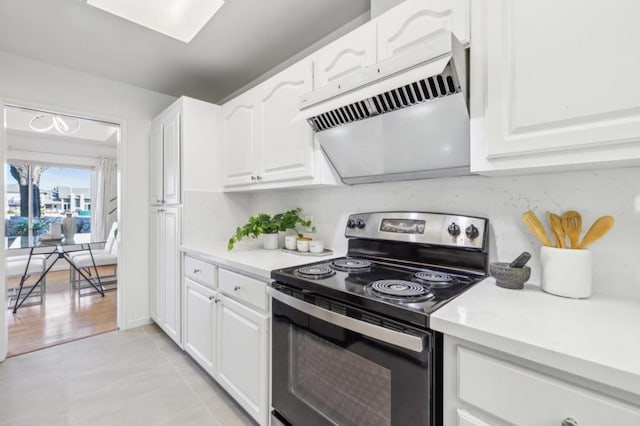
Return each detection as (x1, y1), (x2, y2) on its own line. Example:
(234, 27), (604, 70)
(86, 0), (225, 43)
(30, 114), (81, 135)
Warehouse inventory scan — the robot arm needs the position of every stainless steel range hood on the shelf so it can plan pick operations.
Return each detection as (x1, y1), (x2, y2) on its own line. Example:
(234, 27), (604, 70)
(298, 33), (469, 185)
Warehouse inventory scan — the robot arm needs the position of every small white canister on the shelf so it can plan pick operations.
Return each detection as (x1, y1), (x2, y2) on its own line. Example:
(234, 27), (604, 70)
(309, 240), (324, 253)
(540, 246), (592, 299)
(284, 235), (297, 250)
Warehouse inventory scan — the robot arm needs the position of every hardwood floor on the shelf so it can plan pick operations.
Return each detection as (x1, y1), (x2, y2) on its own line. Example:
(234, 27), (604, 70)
(6, 266), (117, 357)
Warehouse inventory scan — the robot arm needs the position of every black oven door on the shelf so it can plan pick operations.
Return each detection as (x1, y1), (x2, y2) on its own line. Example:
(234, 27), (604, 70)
(269, 284), (440, 426)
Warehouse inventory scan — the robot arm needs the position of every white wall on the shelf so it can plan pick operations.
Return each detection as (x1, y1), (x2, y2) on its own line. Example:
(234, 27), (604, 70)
(0, 50), (176, 358)
(247, 167), (640, 301)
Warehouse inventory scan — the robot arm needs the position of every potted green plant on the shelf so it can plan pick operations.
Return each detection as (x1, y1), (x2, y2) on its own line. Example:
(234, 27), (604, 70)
(227, 208), (313, 250)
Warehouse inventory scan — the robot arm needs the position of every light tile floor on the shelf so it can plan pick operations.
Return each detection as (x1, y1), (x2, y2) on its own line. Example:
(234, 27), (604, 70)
(0, 324), (255, 426)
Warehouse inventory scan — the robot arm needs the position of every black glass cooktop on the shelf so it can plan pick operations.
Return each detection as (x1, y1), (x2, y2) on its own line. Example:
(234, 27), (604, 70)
(271, 257), (484, 328)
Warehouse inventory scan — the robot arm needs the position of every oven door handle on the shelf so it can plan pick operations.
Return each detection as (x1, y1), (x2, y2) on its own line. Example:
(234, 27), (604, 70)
(268, 287), (425, 353)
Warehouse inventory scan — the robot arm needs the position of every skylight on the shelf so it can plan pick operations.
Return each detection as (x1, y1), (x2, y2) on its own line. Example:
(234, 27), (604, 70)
(87, 0), (225, 43)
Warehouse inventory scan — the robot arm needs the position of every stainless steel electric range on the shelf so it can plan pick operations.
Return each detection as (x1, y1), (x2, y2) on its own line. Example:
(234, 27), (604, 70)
(268, 212), (489, 426)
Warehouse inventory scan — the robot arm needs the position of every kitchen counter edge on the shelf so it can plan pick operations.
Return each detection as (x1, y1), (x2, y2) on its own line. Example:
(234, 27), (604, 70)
(431, 277), (640, 398)
(181, 242), (339, 282)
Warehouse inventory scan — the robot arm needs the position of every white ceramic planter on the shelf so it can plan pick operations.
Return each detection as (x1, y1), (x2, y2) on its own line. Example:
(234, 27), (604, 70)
(540, 246), (592, 299)
(263, 233), (279, 250)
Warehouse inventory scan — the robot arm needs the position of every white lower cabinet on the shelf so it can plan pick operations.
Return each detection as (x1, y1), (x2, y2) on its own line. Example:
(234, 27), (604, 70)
(217, 295), (269, 425)
(183, 277), (217, 376)
(457, 409), (492, 426)
(444, 336), (640, 426)
(180, 255), (270, 426)
(149, 206), (181, 346)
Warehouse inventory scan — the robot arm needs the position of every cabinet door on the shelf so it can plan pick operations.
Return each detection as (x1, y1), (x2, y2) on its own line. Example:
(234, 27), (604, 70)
(314, 23), (376, 89)
(222, 91), (258, 186)
(162, 109), (181, 204)
(458, 347), (640, 425)
(376, 0), (469, 61)
(217, 295), (268, 425)
(483, 0), (640, 159)
(457, 409), (493, 426)
(183, 277), (217, 375)
(162, 206), (181, 345)
(149, 207), (163, 324)
(150, 122), (164, 204)
(256, 59), (314, 183)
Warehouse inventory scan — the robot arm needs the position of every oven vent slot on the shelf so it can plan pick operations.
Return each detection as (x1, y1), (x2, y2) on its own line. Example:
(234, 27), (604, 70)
(330, 303), (347, 316)
(360, 313), (382, 326)
(307, 65), (461, 133)
(316, 298), (331, 311)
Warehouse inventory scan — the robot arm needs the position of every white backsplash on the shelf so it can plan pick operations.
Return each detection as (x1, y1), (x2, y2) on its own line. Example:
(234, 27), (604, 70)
(182, 190), (252, 247)
(246, 167), (640, 301)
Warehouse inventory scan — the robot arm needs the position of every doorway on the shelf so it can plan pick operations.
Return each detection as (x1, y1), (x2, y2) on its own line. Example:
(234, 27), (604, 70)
(2, 104), (121, 357)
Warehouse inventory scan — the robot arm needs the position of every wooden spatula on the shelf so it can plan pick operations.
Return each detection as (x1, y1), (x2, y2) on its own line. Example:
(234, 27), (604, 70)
(522, 210), (552, 247)
(561, 210), (582, 249)
(578, 216), (614, 249)
(547, 212), (566, 248)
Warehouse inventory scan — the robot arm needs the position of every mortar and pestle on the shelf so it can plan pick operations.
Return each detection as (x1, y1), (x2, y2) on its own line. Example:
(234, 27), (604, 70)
(490, 252), (531, 290)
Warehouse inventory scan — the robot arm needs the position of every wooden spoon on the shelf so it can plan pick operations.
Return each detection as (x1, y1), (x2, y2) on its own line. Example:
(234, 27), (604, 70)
(578, 216), (614, 249)
(546, 212), (566, 248)
(522, 210), (552, 247)
(561, 210), (582, 249)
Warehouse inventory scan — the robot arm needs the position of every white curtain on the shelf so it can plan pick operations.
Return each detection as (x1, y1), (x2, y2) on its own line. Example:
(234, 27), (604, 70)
(92, 157), (117, 242)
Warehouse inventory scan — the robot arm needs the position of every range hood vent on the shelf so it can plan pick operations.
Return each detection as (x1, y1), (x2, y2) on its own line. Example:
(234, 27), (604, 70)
(308, 65), (462, 132)
(298, 33), (470, 185)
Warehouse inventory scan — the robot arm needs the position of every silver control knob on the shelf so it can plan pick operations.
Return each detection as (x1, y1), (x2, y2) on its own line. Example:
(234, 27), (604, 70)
(447, 222), (461, 237)
(561, 418), (578, 426)
(465, 224), (479, 240)
(347, 219), (356, 229)
(356, 219), (366, 229)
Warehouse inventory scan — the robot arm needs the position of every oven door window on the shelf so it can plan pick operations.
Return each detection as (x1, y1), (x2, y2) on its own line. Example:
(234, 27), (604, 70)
(272, 299), (433, 426)
(292, 326), (392, 425)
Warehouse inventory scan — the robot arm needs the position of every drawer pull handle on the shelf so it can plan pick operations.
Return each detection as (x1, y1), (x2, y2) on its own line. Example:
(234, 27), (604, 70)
(562, 418), (578, 426)
(234, 286), (241, 291)
(193, 269), (201, 274)
(208, 296), (215, 301)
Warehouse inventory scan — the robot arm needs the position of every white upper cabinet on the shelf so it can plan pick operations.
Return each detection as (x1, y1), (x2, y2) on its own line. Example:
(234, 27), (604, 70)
(376, 0), (470, 63)
(257, 59), (314, 183)
(151, 96), (220, 202)
(150, 125), (164, 205)
(222, 58), (338, 191)
(222, 88), (258, 186)
(471, 0), (640, 174)
(313, 23), (377, 89)
(150, 103), (181, 205)
(162, 109), (181, 205)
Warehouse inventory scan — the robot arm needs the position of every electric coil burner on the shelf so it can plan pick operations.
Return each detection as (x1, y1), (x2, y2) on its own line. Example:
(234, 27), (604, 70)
(269, 212), (489, 426)
(295, 265), (335, 279)
(331, 258), (372, 271)
(369, 279), (433, 300)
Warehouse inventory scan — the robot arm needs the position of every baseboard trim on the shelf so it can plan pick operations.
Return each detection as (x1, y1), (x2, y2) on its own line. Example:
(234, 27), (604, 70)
(125, 317), (152, 330)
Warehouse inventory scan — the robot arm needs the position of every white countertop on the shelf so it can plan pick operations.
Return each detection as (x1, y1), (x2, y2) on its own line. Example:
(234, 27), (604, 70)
(431, 278), (640, 397)
(181, 241), (340, 281)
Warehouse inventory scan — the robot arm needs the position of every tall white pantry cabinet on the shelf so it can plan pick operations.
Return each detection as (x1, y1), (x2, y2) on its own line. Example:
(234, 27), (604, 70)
(149, 96), (221, 346)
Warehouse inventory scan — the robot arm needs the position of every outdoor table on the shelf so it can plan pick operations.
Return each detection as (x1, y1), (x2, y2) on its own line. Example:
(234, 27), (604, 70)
(6, 233), (105, 313)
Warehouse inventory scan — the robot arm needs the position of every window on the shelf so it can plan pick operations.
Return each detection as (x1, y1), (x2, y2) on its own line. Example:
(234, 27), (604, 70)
(5, 163), (93, 242)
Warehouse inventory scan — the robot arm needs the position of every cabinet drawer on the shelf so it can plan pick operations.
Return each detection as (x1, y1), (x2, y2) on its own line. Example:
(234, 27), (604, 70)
(184, 256), (217, 288)
(458, 347), (640, 425)
(218, 268), (267, 311)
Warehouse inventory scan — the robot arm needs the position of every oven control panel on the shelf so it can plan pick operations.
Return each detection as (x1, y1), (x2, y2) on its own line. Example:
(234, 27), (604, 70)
(345, 212), (488, 249)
